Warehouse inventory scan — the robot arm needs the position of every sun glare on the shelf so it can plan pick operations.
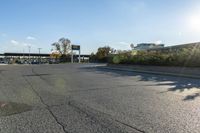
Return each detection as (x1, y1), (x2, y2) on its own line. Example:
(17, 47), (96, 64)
(188, 15), (200, 32)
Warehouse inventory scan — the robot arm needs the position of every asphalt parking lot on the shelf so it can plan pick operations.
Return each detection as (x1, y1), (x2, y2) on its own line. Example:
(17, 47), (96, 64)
(0, 64), (200, 133)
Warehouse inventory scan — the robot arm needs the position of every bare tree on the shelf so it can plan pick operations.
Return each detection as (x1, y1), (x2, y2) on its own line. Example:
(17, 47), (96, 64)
(52, 42), (61, 54)
(59, 38), (71, 55)
(52, 38), (71, 55)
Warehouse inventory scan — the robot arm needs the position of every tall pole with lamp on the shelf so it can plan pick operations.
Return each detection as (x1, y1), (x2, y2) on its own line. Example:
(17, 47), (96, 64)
(23, 49), (25, 63)
(38, 48), (42, 64)
(28, 46), (31, 64)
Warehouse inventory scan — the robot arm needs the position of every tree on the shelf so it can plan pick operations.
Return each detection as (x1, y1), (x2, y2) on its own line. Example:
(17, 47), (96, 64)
(52, 42), (61, 54)
(50, 51), (61, 63)
(89, 52), (97, 62)
(52, 38), (71, 55)
(59, 38), (71, 55)
(130, 43), (135, 50)
(96, 46), (114, 62)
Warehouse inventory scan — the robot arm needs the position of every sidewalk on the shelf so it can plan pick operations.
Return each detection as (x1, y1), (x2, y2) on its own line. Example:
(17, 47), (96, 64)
(99, 64), (200, 79)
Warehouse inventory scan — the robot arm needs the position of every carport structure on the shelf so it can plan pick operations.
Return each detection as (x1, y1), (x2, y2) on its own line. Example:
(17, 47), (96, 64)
(3, 52), (51, 64)
(0, 53), (90, 63)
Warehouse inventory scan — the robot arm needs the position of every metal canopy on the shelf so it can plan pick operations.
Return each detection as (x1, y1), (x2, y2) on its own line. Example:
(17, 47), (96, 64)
(4, 53), (50, 57)
(0, 53), (90, 57)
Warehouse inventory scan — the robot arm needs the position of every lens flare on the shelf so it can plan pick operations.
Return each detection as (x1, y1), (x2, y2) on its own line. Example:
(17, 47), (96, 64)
(188, 15), (200, 32)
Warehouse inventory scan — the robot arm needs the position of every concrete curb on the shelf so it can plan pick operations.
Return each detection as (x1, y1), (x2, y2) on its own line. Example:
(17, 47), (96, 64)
(99, 66), (200, 79)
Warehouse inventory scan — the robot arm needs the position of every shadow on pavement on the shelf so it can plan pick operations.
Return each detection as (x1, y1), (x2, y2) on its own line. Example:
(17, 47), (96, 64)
(81, 66), (200, 101)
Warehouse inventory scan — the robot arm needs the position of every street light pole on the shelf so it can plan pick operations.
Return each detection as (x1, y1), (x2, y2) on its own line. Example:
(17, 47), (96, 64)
(28, 46), (31, 64)
(38, 48), (42, 64)
(23, 49), (25, 62)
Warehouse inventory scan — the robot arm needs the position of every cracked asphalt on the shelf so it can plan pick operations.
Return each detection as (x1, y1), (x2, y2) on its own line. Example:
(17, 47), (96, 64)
(0, 64), (200, 133)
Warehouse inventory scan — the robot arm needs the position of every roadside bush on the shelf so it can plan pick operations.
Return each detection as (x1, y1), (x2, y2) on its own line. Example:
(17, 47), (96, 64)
(109, 47), (200, 67)
(60, 54), (71, 62)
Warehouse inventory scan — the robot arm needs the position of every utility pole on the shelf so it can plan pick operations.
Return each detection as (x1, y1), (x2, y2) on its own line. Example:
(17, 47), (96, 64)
(28, 46), (31, 64)
(23, 49), (25, 61)
(38, 48), (42, 64)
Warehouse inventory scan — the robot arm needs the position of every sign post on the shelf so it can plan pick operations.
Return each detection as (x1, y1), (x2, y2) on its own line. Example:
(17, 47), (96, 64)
(71, 45), (81, 63)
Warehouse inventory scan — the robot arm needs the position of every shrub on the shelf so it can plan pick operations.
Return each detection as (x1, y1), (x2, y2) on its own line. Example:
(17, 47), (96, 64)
(109, 47), (200, 67)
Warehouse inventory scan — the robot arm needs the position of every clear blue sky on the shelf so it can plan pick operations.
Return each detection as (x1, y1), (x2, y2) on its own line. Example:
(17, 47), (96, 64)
(0, 0), (200, 54)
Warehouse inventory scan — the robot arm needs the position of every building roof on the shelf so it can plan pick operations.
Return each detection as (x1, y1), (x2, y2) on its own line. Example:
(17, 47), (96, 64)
(147, 42), (200, 51)
(0, 53), (90, 57)
(4, 53), (50, 57)
(136, 43), (156, 47)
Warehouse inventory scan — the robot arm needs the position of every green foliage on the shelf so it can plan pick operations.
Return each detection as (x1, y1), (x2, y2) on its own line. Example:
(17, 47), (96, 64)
(91, 46), (115, 63)
(109, 46), (200, 67)
(112, 55), (121, 64)
(60, 54), (71, 63)
(89, 52), (97, 62)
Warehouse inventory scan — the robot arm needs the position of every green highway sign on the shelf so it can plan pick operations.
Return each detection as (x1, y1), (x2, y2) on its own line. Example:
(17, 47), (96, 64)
(72, 45), (80, 50)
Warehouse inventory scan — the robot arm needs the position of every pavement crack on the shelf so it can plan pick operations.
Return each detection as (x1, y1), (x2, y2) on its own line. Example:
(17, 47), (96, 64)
(67, 101), (118, 132)
(24, 68), (144, 133)
(115, 120), (145, 133)
(23, 70), (68, 133)
(47, 107), (69, 133)
(67, 100), (145, 133)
